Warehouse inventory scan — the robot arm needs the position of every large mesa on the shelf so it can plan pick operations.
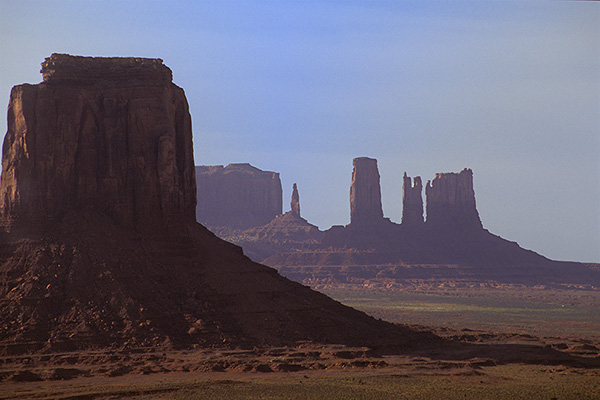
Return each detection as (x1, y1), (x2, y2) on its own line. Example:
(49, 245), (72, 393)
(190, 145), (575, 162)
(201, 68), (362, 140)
(1, 53), (195, 231)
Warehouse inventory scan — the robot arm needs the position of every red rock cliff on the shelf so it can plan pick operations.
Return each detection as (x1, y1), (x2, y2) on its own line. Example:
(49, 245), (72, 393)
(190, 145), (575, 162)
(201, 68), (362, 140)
(0, 53), (196, 230)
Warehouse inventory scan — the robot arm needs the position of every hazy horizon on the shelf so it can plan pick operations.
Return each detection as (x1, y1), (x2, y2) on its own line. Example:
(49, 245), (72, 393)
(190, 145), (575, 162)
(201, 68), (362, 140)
(1, 1), (598, 262)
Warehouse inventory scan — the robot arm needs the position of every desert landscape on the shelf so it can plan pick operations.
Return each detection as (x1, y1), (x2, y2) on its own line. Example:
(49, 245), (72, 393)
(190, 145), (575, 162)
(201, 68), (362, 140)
(0, 52), (597, 399)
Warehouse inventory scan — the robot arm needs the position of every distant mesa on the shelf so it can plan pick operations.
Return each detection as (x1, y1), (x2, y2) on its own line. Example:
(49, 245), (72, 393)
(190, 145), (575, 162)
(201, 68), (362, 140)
(195, 163), (282, 232)
(202, 157), (599, 288)
(425, 168), (482, 231)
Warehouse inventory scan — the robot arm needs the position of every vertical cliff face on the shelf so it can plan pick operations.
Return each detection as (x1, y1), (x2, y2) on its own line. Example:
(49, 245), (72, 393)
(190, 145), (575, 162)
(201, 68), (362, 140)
(291, 183), (300, 216)
(425, 168), (482, 231)
(195, 163), (282, 230)
(349, 157), (384, 225)
(402, 172), (424, 226)
(0, 53), (196, 230)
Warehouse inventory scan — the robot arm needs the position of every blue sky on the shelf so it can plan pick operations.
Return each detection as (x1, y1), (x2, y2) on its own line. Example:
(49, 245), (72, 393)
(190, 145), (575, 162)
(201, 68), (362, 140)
(1, 1), (598, 262)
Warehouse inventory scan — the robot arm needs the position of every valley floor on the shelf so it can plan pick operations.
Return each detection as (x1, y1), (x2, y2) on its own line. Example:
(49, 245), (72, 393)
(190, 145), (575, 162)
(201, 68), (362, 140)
(1, 284), (599, 399)
(2, 352), (599, 399)
(320, 284), (600, 339)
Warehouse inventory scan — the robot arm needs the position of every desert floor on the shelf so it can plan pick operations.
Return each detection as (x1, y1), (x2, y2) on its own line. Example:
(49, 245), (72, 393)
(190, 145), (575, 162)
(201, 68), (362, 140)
(2, 285), (599, 399)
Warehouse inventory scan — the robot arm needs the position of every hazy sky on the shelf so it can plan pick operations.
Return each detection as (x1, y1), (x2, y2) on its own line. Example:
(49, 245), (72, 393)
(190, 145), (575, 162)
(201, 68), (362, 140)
(1, 1), (598, 262)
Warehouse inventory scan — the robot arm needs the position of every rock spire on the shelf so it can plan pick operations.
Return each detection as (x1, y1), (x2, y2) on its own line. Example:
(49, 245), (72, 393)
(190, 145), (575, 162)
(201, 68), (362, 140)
(402, 172), (424, 226)
(291, 183), (300, 216)
(349, 157), (384, 225)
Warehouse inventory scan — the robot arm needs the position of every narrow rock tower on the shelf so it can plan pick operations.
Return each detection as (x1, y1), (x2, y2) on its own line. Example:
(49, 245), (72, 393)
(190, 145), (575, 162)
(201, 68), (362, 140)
(425, 168), (482, 230)
(402, 172), (424, 226)
(291, 183), (300, 216)
(349, 157), (384, 225)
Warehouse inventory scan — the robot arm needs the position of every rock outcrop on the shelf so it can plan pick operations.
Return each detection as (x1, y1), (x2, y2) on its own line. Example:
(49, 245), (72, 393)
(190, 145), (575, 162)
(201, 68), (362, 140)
(195, 163), (282, 231)
(224, 159), (598, 287)
(401, 173), (424, 226)
(291, 183), (300, 216)
(0, 55), (425, 355)
(0, 53), (195, 231)
(227, 184), (322, 262)
(425, 168), (482, 231)
(349, 157), (385, 226)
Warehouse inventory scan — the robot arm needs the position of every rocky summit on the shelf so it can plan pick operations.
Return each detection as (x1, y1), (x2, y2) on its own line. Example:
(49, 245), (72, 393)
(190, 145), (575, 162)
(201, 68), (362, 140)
(0, 54), (428, 355)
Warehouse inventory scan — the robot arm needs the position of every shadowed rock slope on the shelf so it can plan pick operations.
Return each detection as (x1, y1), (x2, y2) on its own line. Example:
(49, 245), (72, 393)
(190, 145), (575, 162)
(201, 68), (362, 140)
(0, 54), (425, 355)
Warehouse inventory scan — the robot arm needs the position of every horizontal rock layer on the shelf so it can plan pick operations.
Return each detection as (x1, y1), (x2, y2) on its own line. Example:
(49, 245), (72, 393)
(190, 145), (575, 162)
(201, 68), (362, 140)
(40, 53), (173, 86)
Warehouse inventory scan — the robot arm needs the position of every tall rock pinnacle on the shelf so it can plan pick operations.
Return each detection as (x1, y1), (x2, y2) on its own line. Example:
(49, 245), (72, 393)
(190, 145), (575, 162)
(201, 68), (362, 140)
(0, 53), (196, 230)
(291, 183), (300, 216)
(425, 168), (482, 230)
(402, 172), (424, 226)
(349, 157), (384, 225)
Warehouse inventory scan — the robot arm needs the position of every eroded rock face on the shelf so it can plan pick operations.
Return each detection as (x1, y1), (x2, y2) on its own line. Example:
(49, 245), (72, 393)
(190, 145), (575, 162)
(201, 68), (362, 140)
(0, 53), (196, 230)
(402, 173), (424, 226)
(349, 157), (384, 225)
(195, 163), (282, 230)
(425, 168), (482, 230)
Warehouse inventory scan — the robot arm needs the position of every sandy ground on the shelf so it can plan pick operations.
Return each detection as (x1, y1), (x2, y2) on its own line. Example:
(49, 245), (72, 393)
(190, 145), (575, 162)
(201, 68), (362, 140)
(2, 285), (599, 399)
(1, 330), (599, 399)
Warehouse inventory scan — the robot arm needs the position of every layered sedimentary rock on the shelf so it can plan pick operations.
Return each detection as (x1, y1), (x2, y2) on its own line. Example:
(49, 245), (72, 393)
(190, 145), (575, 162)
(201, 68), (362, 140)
(0, 55), (422, 354)
(349, 157), (384, 225)
(402, 173), (424, 226)
(227, 184), (322, 262)
(0, 53), (195, 230)
(425, 168), (482, 231)
(250, 161), (598, 287)
(195, 163), (282, 231)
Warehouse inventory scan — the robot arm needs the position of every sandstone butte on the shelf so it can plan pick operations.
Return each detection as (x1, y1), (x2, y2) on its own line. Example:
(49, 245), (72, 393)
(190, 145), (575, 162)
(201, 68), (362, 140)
(195, 163), (282, 232)
(216, 157), (599, 287)
(0, 54), (436, 355)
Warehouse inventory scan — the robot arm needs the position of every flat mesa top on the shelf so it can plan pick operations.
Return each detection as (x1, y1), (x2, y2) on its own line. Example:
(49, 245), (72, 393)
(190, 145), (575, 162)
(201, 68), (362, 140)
(40, 53), (173, 85)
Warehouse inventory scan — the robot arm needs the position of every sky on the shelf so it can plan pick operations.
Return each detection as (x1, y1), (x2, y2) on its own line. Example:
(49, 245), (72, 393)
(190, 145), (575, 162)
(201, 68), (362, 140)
(0, 1), (598, 262)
